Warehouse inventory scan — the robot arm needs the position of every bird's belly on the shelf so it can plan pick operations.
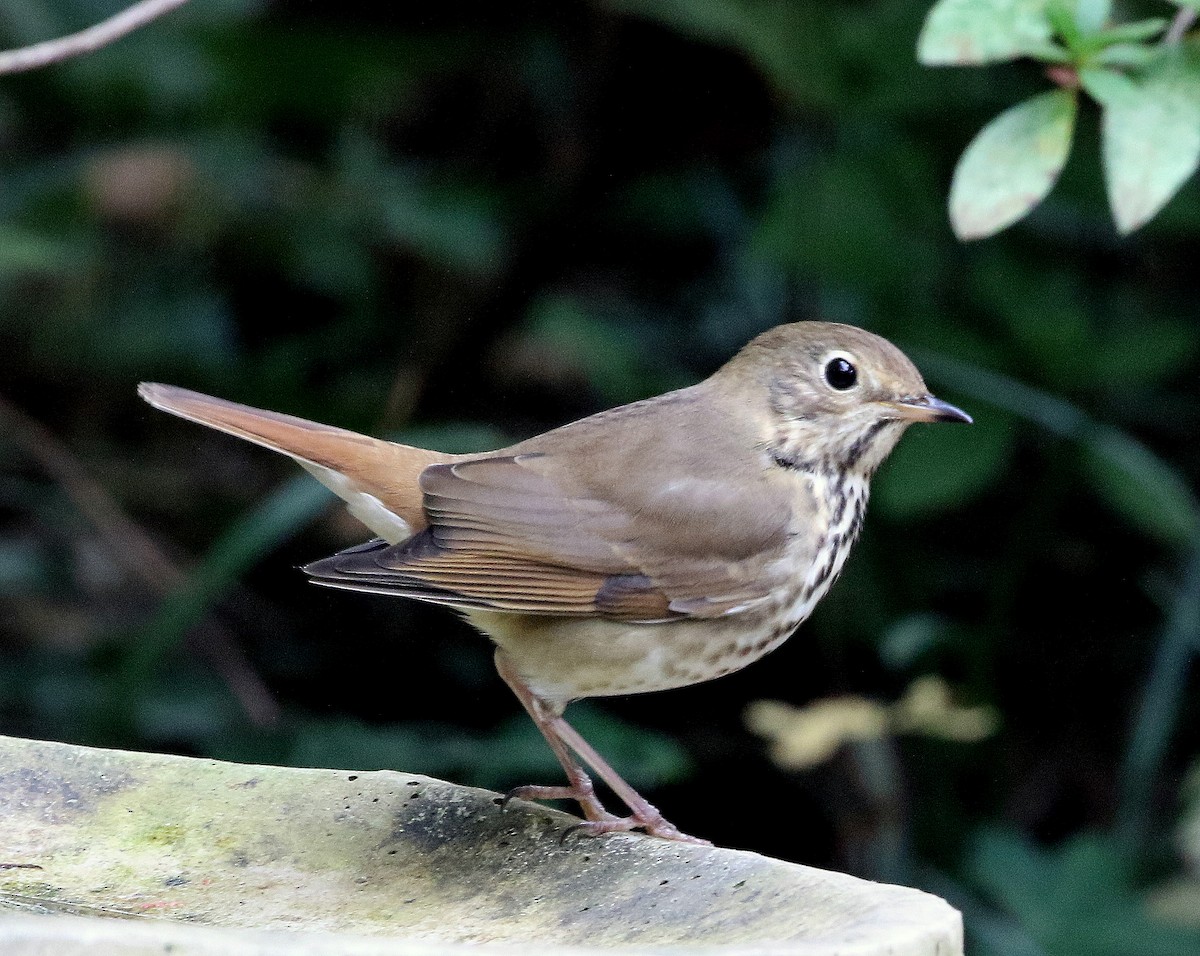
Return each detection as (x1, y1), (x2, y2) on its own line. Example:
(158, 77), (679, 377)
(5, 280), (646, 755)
(465, 607), (802, 707)
(464, 475), (867, 707)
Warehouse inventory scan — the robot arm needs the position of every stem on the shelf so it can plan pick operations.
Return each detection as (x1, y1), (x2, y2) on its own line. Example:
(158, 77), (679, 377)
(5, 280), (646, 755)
(0, 0), (190, 75)
(1045, 65), (1081, 90)
(1165, 6), (1197, 46)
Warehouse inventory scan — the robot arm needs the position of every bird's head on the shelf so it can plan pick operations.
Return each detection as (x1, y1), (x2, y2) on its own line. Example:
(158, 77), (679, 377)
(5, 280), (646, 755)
(719, 321), (971, 476)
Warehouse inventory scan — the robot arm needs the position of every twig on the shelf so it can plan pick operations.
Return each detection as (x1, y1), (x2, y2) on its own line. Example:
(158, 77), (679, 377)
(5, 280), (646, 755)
(1165, 6), (1198, 46)
(0, 392), (280, 726)
(0, 0), (190, 76)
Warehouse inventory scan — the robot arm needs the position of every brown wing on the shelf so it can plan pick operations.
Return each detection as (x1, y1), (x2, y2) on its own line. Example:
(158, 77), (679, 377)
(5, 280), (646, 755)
(304, 386), (803, 622)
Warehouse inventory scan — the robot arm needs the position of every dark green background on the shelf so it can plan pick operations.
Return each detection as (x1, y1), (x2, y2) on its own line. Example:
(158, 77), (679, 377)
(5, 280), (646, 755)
(1, 2), (1198, 953)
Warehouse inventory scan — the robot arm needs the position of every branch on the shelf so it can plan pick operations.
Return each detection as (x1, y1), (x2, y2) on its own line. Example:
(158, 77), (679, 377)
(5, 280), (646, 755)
(0, 0), (190, 76)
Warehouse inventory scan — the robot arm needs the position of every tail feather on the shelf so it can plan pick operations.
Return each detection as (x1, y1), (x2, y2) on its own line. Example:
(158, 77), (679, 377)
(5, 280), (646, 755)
(138, 383), (455, 542)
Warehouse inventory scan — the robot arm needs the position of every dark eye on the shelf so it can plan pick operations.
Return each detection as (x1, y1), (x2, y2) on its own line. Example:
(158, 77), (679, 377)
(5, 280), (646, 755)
(824, 357), (857, 390)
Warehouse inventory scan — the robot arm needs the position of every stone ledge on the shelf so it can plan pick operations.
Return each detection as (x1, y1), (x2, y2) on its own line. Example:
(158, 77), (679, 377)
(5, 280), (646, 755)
(0, 735), (961, 955)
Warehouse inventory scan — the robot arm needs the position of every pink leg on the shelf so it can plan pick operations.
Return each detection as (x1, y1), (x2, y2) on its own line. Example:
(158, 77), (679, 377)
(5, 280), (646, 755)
(494, 651), (619, 823)
(494, 651), (710, 845)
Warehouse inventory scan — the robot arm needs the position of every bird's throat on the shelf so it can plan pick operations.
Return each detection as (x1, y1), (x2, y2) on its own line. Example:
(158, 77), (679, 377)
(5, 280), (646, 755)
(768, 415), (905, 479)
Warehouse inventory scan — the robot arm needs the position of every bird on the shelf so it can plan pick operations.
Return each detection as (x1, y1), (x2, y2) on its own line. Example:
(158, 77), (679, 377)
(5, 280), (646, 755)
(139, 321), (970, 845)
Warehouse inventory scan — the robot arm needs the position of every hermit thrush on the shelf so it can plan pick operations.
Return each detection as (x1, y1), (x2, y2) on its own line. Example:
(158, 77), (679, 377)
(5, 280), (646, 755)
(140, 321), (969, 844)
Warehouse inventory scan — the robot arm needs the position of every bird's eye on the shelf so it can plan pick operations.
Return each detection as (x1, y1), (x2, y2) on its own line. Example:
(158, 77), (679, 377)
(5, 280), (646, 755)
(824, 357), (857, 390)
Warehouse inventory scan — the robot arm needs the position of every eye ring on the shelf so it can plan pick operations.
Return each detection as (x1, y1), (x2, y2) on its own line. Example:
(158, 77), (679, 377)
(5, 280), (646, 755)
(824, 357), (857, 390)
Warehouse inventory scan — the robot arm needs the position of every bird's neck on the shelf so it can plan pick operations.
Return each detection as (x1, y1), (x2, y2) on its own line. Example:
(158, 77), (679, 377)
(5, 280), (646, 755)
(766, 416), (906, 480)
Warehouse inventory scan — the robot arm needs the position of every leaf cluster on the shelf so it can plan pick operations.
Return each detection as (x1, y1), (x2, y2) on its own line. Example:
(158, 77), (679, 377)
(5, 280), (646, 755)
(921, 0), (1200, 235)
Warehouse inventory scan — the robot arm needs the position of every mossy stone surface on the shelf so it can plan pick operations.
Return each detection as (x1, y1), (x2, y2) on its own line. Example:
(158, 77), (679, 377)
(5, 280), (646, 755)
(0, 735), (961, 954)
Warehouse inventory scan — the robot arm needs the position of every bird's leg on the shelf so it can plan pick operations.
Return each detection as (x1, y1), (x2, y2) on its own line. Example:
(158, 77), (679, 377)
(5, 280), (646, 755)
(547, 714), (711, 846)
(494, 650), (710, 845)
(494, 651), (619, 823)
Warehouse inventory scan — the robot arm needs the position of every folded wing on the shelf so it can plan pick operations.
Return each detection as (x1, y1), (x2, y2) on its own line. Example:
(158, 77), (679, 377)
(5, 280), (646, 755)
(305, 439), (797, 622)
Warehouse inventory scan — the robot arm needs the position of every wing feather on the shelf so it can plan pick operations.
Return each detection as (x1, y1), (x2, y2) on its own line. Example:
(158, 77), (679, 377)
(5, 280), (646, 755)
(305, 385), (803, 621)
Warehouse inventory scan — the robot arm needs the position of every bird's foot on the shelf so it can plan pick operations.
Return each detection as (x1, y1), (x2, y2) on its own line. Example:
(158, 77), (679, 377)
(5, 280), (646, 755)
(500, 784), (621, 823)
(561, 813), (712, 846)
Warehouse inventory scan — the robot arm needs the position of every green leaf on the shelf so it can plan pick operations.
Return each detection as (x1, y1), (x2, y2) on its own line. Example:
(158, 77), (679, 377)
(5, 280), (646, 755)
(0, 539), (52, 595)
(878, 613), (954, 670)
(372, 175), (508, 276)
(172, 0), (265, 27)
(1076, 0), (1112, 32)
(1094, 43), (1165, 68)
(1074, 0), (1112, 33)
(755, 149), (940, 292)
(1101, 51), (1200, 233)
(1089, 17), (1168, 47)
(0, 225), (74, 280)
(1119, 549), (1200, 844)
(964, 255), (1091, 385)
(335, 134), (508, 276)
(1046, 0), (1084, 49)
(968, 829), (1200, 956)
(1081, 431), (1200, 547)
(1092, 317), (1199, 387)
(918, 0), (1055, 65)
(949, 90), (1078, 240)
(1080, 66), (1140, 106)
(394, 422), (507, 456)
(968, 828), (1058, 927)
(522, 297), (666, 404)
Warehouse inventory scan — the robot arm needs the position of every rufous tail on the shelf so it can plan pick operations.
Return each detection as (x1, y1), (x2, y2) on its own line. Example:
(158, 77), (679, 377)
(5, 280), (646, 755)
(138, 383), (455, 541)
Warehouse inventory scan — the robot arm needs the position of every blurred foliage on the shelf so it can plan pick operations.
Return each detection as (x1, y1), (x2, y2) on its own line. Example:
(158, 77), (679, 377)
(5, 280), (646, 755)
(1, 1), (1199, 953)
(960, 828), (1200, 956)
(746, 674), (998, 769)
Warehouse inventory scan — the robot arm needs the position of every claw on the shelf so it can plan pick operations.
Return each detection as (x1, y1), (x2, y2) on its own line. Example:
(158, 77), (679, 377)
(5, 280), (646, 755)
(559, 814), (712, 845)
(500, 784), (575, 810)
(501, 783), (621, 823)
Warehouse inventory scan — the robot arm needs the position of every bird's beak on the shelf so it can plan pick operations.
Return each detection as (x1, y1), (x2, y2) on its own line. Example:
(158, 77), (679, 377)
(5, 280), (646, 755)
(885, 394), (973, 424)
